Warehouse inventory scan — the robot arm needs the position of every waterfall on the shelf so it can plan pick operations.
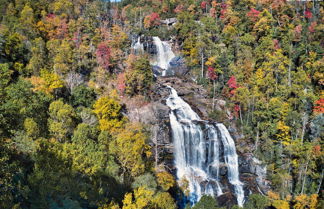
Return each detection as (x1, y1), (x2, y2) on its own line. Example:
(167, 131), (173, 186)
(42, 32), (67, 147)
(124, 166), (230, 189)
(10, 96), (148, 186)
(152, 37), (175, 74)
(132, 37), (144, 55)
(217, 124), (245, 207)
(166, 87), (244, 207)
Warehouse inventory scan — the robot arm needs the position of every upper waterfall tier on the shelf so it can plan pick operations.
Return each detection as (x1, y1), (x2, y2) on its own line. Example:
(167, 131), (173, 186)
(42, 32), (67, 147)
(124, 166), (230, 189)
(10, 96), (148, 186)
(152, 37), (175, 72)
(132, 37), (144, 55)
(166, 86), (244, 207)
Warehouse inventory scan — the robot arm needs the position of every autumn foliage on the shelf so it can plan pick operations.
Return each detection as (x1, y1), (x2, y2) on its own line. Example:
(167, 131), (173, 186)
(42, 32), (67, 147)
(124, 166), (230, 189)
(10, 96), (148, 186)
(0, 0), (323, 208)
(117, 72), (126, 95)
(200, 1), (208, 10)
(96, 42), (111, 70)
(144, 12), (160, 28)
(305, 10), (313, 19)
(247, 8), (261, 21)
(313, 98), (324, 113)
(207, 66), (217, 80)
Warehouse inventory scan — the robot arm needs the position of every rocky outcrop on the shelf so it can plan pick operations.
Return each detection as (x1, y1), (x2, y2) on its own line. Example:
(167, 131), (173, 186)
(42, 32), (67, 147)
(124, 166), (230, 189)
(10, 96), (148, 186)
(152, 66), (163, 77)
(156, 77), (212, 119)
(165, 56), (190, 77)
(132, 36), (157, 55)
(160, 18), (177, 26)
(239, 154), (271, 195)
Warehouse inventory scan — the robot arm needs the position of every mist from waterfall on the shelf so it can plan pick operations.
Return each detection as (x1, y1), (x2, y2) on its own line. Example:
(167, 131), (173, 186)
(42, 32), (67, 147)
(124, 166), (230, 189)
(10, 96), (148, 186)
(166, 87), (244, 207)
(152, 37), (175, 74)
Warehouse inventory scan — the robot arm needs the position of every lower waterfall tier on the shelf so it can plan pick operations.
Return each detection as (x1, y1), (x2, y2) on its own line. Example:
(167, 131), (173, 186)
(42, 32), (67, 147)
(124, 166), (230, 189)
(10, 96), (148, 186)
(166, 87), (245, 207)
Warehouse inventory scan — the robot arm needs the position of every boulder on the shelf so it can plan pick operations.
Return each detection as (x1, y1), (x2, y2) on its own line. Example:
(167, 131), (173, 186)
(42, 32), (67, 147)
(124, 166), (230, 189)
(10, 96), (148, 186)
(217, 192), (237, 207)
(152, 65), (163, 77)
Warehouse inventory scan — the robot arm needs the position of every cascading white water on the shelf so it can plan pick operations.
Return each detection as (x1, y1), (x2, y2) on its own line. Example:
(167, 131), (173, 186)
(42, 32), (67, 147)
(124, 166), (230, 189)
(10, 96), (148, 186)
(133, 37), (144, 54)
(166, 87), (244, 207)
(217, 124), (245, 207)
(152, 37), (175, 75)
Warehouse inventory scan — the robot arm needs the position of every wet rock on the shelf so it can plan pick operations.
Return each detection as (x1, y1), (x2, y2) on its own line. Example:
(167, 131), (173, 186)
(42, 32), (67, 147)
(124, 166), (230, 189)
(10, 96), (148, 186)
(152, 65), (163, 77)
(220, 164), (228, 176)
(157, 77), (212, 119)
(141, 36), (156, 55)
(217, 192), (237, 208)
(239, 154), (271, 195)
(168, 56), (190, 76)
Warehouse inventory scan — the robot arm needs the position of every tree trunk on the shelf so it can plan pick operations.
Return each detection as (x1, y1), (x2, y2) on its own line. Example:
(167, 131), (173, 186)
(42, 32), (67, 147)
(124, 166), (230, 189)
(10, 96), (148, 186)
(139, 8), (142, 29)
(201, 52), (204, 79)
(251, 96), (255, 122)
(288, 44), (293, 87)
(155, 134), (158, 168)
(212, 80), (216, 110)
(255, 122), (260, 152)
(301, 112), (308, 142)
(246, 101), (250, 125)
(317, 169), (323, 194)
(301, 159), (309, 194)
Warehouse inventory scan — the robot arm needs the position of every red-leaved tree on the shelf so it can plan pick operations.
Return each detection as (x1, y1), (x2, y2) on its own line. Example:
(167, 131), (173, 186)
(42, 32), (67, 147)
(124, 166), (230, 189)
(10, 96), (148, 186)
(201, 1), (208, 10)
(144, 12), (160, 28)
(210, 7), (217, 18)
(220, 3), (227, 19)
(234, 104), (240, 118)
(295, 24), (303, 35)
(227, 76), (238, 96)
(174, 4), (184, 13)
(207, 66), (217, 81)
(247, 8), (260, 21)
(313, 98), (324, 113)
(227, 76), (238, 89)
(96, 42), (111, 70)
(117, 72), (126, 95)
(305, 10), (313, 19)
(308, 21), (317, 33)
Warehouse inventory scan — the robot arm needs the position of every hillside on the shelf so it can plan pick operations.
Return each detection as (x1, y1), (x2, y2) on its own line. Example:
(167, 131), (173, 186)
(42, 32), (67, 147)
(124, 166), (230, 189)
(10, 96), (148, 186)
(0, 0), (323, 209)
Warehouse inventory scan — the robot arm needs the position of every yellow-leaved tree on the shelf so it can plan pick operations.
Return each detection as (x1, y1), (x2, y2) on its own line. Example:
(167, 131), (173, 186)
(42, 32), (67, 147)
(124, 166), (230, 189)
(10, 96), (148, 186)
(122, 186), (176, 209)
(110, 123), (151, 178)
(156, 171), (175, 191)
(268, 191), (290, 209)
(93, 96), (127, 133)
(276, 121), (291, 146)
(29, 69), (63, 95)
(293, 194), (318, 209)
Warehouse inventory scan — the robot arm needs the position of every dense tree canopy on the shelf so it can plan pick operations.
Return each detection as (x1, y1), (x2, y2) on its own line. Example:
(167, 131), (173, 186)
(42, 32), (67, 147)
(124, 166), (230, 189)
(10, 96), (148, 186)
(0, 0), (322, 209)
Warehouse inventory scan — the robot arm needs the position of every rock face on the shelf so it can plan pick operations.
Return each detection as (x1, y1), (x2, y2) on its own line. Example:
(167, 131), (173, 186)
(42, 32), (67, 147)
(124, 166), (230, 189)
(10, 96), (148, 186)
(239, 154), (271, 195)
(125, 77), (212, 169)
(160, 18), (177, 26)
(133, 36), (157, 55)
(152, 66), (163, 77)
(158, 77), (212, 119)
(166, 56), (190, 76)
(124, 76), (270, 207)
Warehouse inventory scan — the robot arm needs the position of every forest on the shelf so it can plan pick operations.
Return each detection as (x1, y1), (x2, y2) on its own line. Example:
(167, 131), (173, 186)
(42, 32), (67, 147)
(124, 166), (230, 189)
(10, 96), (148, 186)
(0, 0), (323, 209)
